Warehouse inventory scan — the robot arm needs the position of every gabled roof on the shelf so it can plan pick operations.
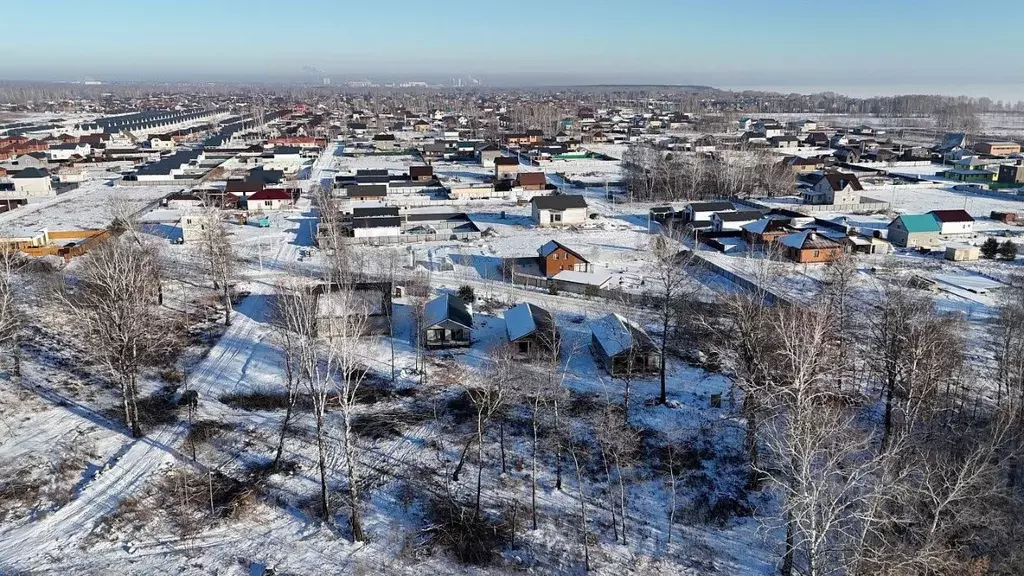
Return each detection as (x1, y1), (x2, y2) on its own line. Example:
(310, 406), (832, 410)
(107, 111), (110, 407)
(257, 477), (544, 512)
(410, 165), (433, 177)
(890, 214), (940, 233)
(742, 217), (793, 235)
(516, 171), (547, 186)
(225, 179), (264, 194)
(812, 172), (863, 192)
(537, 240), (589, 262)
(494, 157), (519, 166)
(505, 302), (555, 342)
(780, 230), (842, 250)
(248, 188), (292, 201)
(715, 210), (763, 222)
(532, 195), (588, 210)
(929, 209), (975, 223)
(687, 201), (734, 213)
(589, 313), (656, 358)
(424, 293), (473, 329)
(10, 167), (49, 179)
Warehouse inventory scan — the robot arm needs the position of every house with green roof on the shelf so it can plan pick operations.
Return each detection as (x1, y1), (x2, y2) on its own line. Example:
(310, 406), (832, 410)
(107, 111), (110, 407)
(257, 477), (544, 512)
(887, 214), (941, 248)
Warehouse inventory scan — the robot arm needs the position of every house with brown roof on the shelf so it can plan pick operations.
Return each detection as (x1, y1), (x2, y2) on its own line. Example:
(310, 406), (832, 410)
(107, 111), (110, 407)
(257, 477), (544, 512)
(928, 209), (975, 235)
(516, 171), (547, 191)
(410, 165), (434, 182)
(780, 231), (845, 263)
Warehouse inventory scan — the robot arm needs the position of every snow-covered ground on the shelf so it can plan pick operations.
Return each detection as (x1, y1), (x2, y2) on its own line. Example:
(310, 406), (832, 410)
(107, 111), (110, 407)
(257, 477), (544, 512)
(15, 135), (1024, 574)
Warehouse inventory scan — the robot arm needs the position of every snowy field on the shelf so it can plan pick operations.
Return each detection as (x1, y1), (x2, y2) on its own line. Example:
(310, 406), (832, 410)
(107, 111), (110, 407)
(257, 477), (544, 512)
(0, 181), (169, 234)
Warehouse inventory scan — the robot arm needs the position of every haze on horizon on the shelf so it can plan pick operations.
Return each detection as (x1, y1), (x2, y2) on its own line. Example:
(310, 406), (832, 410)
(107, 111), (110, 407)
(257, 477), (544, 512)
(2, 0), (1022, 102)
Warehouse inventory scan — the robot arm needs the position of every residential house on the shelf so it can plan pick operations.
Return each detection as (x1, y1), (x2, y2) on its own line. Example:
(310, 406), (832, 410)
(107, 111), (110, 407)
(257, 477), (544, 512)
(975, 141), (1021, 156)
(887, 214), (941, 248)
(589, 313), (661, 377)
(781, 156), (825, 174)
(682, 201), (734, 223)
(477, 144), (502, 167)
(410, 165), (433, 182)
(537, 240), (590, 277)
(245, 188), (294, 211)
(741, 217), (798, 245)
(805, 131), (830, 147)
(779, 230), (845, 263)
(494, 156), (519, 180)
(413, 120), (430, 132)
(10, 167), (53, 198)
(344, 184), (388, 201)
(770, 135), (800, 148)
(372, 133), (398, 151)
(225, 179), (264, 195)
(711, 210), (763, 232)
(180, 208), (214, 243)
(531, 195), (589, 227)
(998, 162), (1024, 185)
(423, 293), (473, 349)
(504, 302), (558, 359)
(929, 209), (975, 235)
(314, 282), (392, 338)
(341, 207), (401, 238)
(46, 142), (91, 161)
(516, 171), (547, 191)
(802, 172), (863, 205)
(164, 192), (205, 209)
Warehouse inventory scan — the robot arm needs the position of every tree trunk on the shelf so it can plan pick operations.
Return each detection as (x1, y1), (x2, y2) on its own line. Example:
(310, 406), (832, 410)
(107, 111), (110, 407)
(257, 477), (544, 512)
(571, 449), (591, 573)
(531, 405), (539, 530)
(500, 421), (507, 474)
(452, 436), (474, 482)
(222, 284), (233, 327)
(659, 315), (669, 404)
(315, 410), (331, 522)
(881, 382), (894, 454)
(474, 412), (485, 520)
(782, 509), (795, 576)
(343, 414), (364, 542)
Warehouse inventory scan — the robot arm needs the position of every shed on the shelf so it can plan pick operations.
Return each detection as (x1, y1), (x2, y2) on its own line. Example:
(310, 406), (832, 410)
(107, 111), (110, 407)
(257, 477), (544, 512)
(504, 302), (559, 359)
(423, 294), (473, 349)
(589, 313), (661, 377)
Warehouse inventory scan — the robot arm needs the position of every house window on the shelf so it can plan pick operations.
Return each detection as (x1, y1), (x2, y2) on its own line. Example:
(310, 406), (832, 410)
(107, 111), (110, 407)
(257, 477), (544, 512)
(552, 253), (558, 260)
(264, 200), (273, 207)
(552, 213), (562, 223)
(813, 250), (820, 257)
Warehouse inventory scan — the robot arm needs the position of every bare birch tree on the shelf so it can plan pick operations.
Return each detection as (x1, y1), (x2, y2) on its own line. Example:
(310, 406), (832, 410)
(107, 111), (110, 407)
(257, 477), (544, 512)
(197, 211), (237, 326)
(61, 236), (166, 437)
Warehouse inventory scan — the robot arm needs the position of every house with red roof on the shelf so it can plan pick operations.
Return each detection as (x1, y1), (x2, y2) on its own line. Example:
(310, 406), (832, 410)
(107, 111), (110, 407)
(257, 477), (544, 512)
(244, 188), (294, 211)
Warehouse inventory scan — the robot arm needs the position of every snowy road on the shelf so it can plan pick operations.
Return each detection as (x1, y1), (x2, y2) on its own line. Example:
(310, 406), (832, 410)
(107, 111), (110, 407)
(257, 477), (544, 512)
(0, 142), (339, 571)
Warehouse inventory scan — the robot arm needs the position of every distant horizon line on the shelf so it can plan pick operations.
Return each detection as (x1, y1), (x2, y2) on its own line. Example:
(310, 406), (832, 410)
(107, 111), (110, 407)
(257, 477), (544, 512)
(0, 77), (1018, 102)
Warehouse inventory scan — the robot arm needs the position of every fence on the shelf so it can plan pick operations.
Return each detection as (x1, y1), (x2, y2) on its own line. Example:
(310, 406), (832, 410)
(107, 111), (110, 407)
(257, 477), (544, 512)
(336, 231), (482, 246)
(18, 229), (111, 261)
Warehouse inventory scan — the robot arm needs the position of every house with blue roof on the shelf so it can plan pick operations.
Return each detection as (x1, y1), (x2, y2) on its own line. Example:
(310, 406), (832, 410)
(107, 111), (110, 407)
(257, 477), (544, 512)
(887, 214), (941, 248)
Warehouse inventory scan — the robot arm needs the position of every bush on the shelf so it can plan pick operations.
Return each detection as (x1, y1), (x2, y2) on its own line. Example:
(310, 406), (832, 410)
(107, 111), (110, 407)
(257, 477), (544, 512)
(425, 496), (512, 566)
(999, 240), (1018, 261)
(457, 285), (475, 304)
(981, 237), (999, 259)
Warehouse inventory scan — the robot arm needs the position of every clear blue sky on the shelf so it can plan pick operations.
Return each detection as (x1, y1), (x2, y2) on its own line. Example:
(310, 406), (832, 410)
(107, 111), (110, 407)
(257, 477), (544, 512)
(2, 0), (1022, 99)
